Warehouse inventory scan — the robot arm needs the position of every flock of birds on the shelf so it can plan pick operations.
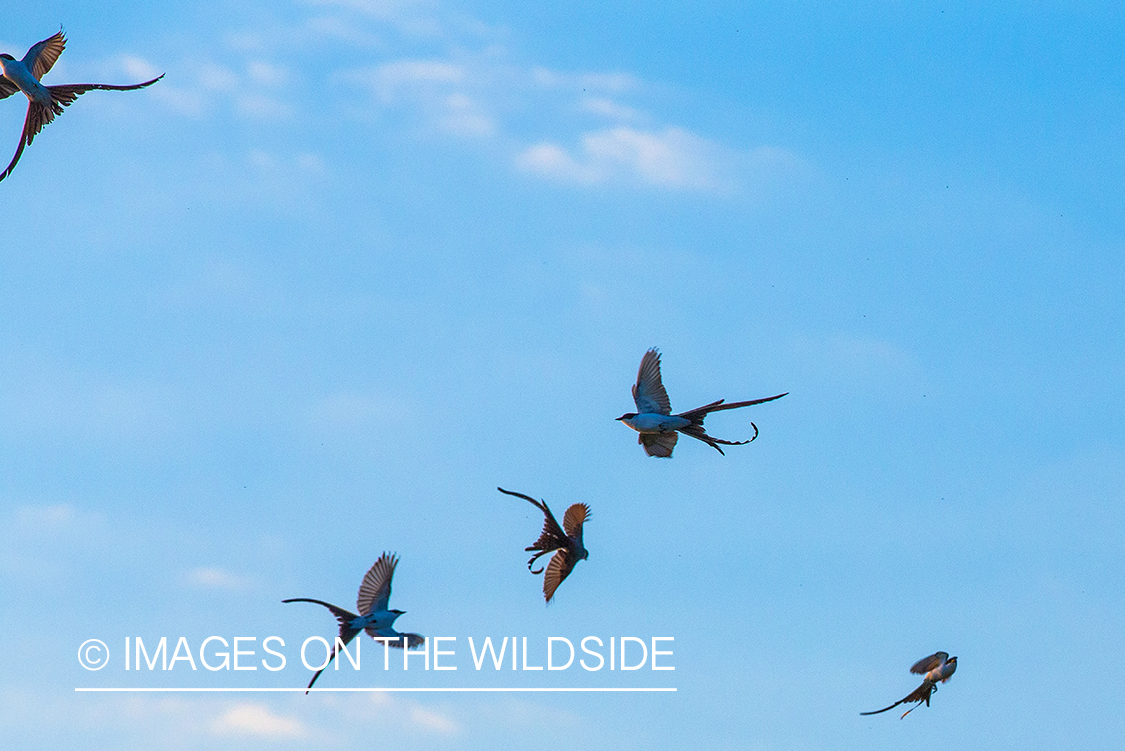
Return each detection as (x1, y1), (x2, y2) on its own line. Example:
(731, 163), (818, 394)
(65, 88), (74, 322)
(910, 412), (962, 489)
(2, 30), (958, 714)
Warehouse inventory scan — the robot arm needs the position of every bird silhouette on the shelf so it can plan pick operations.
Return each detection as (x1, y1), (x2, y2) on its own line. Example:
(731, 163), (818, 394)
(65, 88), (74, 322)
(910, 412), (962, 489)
(861, 652), (958, 719)
(283, 552), (424, 692)
(500, 487), (589, 603)
(0, 29), (163, 182)
(616, 348), (787, 457)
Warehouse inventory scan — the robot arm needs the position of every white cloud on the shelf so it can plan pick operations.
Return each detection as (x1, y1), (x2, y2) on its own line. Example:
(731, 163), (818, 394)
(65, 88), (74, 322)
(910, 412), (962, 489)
(210, 703), (308, 738)
(119, 54), (162, 81)
(346, 59), (466, 102)
(518, 126), (731, 191)
(368, 692), (461, 735)
(580, 96), (642, 121)
(16, 504), (77, 527)
(439, 92), (496, 136)
(530, 66), (639, 93)
(184, 566), (254, 591)
(235, 92), (294, 119)
(247, 61), (290, 87)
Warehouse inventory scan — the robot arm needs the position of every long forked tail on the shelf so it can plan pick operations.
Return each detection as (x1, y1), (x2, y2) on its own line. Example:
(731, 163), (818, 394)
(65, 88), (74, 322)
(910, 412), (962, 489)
(860, 702), (902, 716)
(677, 393), (788, 424)
(0, 107), (35, 182)
(674, 393), (787, 454)
(282, 598), (360, 693)
(0, 75), (165, 183)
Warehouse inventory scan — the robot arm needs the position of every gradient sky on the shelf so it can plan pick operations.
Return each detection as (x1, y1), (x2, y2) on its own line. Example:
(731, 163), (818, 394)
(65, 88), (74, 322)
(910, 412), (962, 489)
(2, 1), (1123, 748)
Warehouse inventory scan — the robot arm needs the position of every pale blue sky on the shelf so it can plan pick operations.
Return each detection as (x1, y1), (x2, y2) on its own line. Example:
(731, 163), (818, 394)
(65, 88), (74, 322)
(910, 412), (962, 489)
(1, 1), (1123, 748)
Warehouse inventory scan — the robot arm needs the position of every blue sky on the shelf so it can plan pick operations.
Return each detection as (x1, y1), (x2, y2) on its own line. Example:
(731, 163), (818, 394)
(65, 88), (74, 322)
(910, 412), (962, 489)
(1, 0), (1123, 747)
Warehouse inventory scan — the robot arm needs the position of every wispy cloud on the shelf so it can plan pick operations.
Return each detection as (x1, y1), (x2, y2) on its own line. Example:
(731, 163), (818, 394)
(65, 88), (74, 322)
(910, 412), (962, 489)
(138, 0), (801, 197)
(517, 126), (732, 190)
(184, 566), (255, 592)
(211, 703), (308, 738)
(368, 691), (461, 735)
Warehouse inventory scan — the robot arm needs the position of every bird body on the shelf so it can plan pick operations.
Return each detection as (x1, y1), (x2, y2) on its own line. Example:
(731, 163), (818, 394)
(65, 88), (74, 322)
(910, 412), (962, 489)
(621, 413), (691, 433)
(617, 348), (787, 457)
(499, 487), (589, 603)
(0, 30), (163, 182)
(283, 552), (424, 692)
(861, 652), (958, 719)
(0, 57), (52, 104)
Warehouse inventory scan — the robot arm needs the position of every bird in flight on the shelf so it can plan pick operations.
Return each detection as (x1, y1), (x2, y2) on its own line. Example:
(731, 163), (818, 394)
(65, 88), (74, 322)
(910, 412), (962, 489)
(283, 552), (424, 692)
(499, 487), (589, 603)
(616, 348), (787, 457)
(0, 29), (163, 182)
(861, 651), (958, 719)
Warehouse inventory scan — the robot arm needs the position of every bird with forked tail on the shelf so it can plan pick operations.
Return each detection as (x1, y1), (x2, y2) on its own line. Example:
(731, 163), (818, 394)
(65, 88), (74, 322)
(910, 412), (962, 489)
(500, 487), (589, 603)
(617, 348), (787, 457)
(283, 552), (424, 692)
(861, 652), (958, 719)
(0, 29), (163, 182)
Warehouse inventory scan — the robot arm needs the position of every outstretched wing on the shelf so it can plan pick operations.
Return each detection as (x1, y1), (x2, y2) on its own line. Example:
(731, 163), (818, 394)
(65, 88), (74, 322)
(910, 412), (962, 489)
(357, 552), (398, 616)
(910, 652), (949, 675)
(499, 487), (567, 554)
(562, 503), (590, 539)
(0, 75), (165, 183)
(368, 631), (426, 649)
(24, 30), (67, 81)
(632, 348), (671, 415)
(0, 77), (18, 101)
(543, 550), (576, 602)
(639, 431), (678, 457)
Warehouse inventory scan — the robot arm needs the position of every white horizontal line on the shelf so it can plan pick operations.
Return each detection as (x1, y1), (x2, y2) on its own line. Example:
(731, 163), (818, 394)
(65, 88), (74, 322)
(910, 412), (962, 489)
(75, 687), (676, 693)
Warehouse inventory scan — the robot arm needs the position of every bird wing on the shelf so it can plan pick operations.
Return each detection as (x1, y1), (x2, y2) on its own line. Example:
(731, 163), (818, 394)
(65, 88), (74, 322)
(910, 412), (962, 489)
(632, 348), (671, 415)
(910, 651), (949, 675)
(357, 552), (398, 616)
(24, 30), (67, 81)
(639, 431), (678, 457)
(499, 487), (568, 554)
(543, 550), (576, 602)
(0, 76), (18, 100)
(562, 503), (590, 539)
(367, 630), (425, 649)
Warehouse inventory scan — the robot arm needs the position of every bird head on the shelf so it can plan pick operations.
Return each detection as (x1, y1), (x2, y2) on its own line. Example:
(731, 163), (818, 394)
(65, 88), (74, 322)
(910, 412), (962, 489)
(616, 413), (636, 421)
(0, 54), (15, 61)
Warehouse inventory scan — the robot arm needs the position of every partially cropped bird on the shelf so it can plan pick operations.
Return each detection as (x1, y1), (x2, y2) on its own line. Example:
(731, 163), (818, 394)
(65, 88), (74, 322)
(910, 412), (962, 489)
(861, 652), (958, 719)
(499, 487), (589, 603)
(616, 348), (787, 457)
(283, 552), (424, 692)
(0, 29), (163, 182)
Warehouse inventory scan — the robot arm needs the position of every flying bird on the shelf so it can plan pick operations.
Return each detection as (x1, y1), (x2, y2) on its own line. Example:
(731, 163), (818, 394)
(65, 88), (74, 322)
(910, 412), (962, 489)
(283, 552), (424, 692)
(0, 29), (163, 182)
(499, 486), (589, 603)
(616, 348), (787, 457)
(861, 652), (958, 719)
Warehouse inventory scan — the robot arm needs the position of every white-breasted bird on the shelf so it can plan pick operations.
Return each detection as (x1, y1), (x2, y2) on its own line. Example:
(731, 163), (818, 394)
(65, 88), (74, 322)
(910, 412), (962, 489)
(283, 552), (424, 692)
(616, 348), (787, 457)
(861, 651), (958, 719)
(499, 487), (589, 603)
(0, 29), (163, 182)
